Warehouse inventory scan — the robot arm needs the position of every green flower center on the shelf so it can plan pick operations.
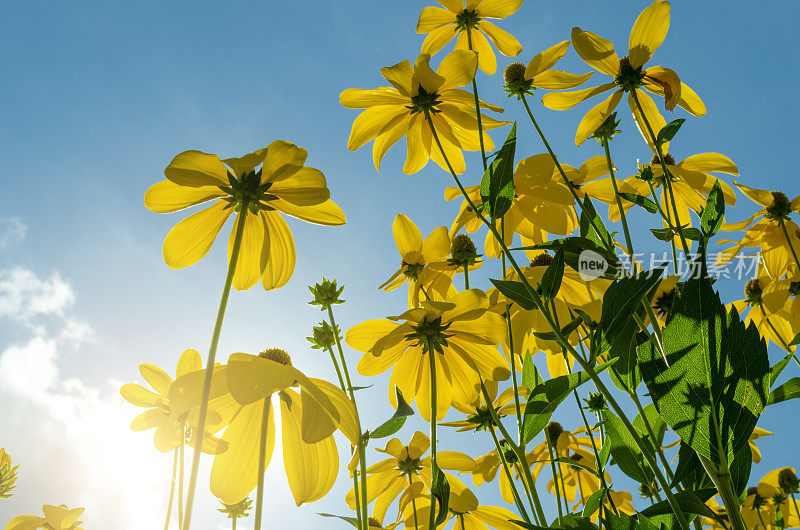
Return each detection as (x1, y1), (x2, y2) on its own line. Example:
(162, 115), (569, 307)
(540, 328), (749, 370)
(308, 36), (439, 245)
(744, 279), (762, 305)
(408, 85), (442, 115)
(402, 259), (426, 280)
(591, 113), (621, 144)
(765, 191), (792, 221)
(259, 348), (292, 366)
(585, 391), (606, 412)
(466, 406), (496, 431)
(503, 62), (533, 98)
(450, 234), (479, 267)
(529, 253), (553, 268)
(397, 456), (422, 475)
(406, 315), (453, 355)
(545, 421), (564, 442)
(219, 170), (278, 214)
(455, 9), (481, 31)
(749, 488), (767, 509)
(615, 56), (645, 91)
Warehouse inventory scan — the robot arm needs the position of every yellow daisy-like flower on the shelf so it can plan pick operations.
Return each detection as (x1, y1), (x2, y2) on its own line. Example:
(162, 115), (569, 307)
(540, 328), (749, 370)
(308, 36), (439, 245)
(441, 383), (523, 432)
(542, 0), (706, 146)
(717, 182), (800, 279)
(346, 288), (510, 421)
(748, 427), (773, 464)
(0, 449), (19, 499)
(729, 276), (795, 352)
(741, 468), (800, 530)
(340, 50), (509, 175)
(119, 348), (227, 454)
(6, 505), (84, 530)
(517, 41), (594, 92)
(530, 423), (598, 482)
(345, 432), (475, 524)
(145, 140), (346, 291)
(472, 444), (546, 505)
(379, 214), (455, 307)
(195, 349), (358, 506)
(415, 0), (523, 75)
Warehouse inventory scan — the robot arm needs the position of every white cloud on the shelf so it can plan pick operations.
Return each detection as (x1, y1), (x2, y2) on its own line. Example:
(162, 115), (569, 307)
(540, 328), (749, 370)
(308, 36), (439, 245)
(0, 217), (26, 250)
(0, 267), (75, 324)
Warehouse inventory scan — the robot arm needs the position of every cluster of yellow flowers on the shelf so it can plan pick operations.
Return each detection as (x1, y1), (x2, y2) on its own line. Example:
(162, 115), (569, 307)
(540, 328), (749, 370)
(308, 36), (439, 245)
(4, 1), (800, 530)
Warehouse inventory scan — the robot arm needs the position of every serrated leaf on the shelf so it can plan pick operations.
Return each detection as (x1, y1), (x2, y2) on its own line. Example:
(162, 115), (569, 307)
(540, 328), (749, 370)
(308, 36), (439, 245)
(581, 489), (605, 519)
(531, 317), (582, 342)
(656, 119), (685, 147)
(620, 193), (658, 213)
(632, 403), (667, 450)
(768, 377), (800, 405)
(640, 488), (719, 529)
(490, 279), (538, 310)
(682, 227), (704, 241)
(650, 227), (676, 242)
(598, 267), (665, 351)
(603, 513), (660, 530)
(601, 410), (653, 484)
(700, 180), (725, 237)
(521, 351), (543, 390)
(580, 196), (613, 251)
(480, 122), (517, 219)
(541, 249), (565, 300)
(637, 277), (770, 466)
(522, 359), (615, 443)
(431, 462), (450, 525)
(771, 353), (794, 387)
(369, 387), (415, 439)
(607, 318), (642, 393)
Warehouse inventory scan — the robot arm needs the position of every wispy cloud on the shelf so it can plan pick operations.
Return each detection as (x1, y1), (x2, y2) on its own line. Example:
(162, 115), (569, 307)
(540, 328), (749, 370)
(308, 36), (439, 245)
(0, 217), (27, 250)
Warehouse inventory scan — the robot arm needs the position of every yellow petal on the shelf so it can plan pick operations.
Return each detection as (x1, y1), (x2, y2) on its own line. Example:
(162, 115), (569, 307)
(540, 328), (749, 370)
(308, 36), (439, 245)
(164, 150), (228, 187)
(120, 383), (162, 408)
(643, 66), (681, 111)
(416, 6), (456, 32)
(444, 88), (506, 112)
(5, 515), (45, 530)
(407, 431), (431, 459)
(42, 506), (84, 529)
(674, 80), (706, 116)
(381, 60), (414, 96)
(270, 167), (330, 206)
(628, 0), (670, 69)
(541, 83), (616, 111)
(281, 391), (339, 506)
(422, 226), (451, 263)
(346, 319), (399, 352)
(261, 140), (308, 184)
(168, 365), (229, 419)
(575, 90), (623, 146)
(310, 377), (360, 445)
(373, 114), (412, 171)
(227, 211), (267, 291)
(347, 105), (410, 152)
(532, 70), (594, 90)
(438, 0), (464, 12)
(472, 505), (522, 529)
(176, 348), (202, 378)
(477, 0), (523, 18)
(421, 25), (459, 56)
(393, 214), (424, 255)
(427, 113), (466, 174)
(437, 49), (478, 91)
(296, 374), (341, 444)
(525, 41), (570, 78)
(571, 27), (619, 77)
(404, 116), (430, 175)
(162, 200), (233, 269)
(139, 363), (173, 396)
(210, 400), (274, 505)
(412, 54), (446, 95)
(226, 352), (299, 405)
(222, 148), (267, 178)
(339, 87), (407, 108)
(464, 29), (497, 74)
(130, 409), (166, 431)
(260, 211), (296, 290)
(144, 180), (224, 213)
(679, 153), (738, 176)
(437, 451), (477, 472)
(478, 20), (522, 57)
(628, 89), (666, 153)
(514, 154), (556, 187)
(272, 198), (346, 226)
(734, 180), (774, 208)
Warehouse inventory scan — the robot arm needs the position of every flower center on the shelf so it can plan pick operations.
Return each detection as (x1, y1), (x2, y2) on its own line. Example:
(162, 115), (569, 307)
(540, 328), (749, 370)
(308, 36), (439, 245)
(529, 252), (553, 268)
(396, 456), (422, 475)
(650, 153), (676, 166)
(615, 56), (645, 91)
(401, 253), (426, 280)
(503, 62), (533, 98)
(219, 170), (278, 214)
(406, 315), (453, 354)
(779, 468), (800, 494)
(450, 234), (479, 267)
(455, 9), (481, 31)
(466, 406), (496, 431)
(408, 85), (442, 115)
(545, 421), (563, 442)
(259, 348), (292, 366)
(765, 191), (792, 221)
(653, 288), (676, 318)
(744, 279), (762, 305)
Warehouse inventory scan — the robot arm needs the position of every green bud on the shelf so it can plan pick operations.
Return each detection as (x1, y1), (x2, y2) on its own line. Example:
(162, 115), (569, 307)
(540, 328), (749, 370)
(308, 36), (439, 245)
(591, 112), (621, 144)
(449, 233), (480, 268)
(585, 391), (606, 412)
(308, 277), (345, 310)
(218, 497), (253, 519)
(779, 468), (799, 494)
(307, 321), (340, 350)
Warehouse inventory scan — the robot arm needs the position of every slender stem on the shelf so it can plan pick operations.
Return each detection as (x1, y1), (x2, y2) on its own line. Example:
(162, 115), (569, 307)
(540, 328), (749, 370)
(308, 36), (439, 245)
(460, 513), (467, 530)
(544, 430), (565, 525)
(182, 202), (249, 530)
(757, 507), (768, 530)
(253, 396), (271, 530)
(327, 306), (369, 529)
(409, 475), (420, 530)
(487, 423), (534, 525)
(791, 493), (800, 524)
(603, 140), (635, 263)
(426, 338), (439, 529)
(647, 180), (680, 271)
(779, 217), (800, 273)
(698, 455), (747, 530)
(231, 518), (237, 530)
(178, 427), (185, 529)
(629, 390), (676, 484)
(572, 390), (617, 516)
(164, 448), (178, 530)
(505, 308), (525, 448)
(463, 262), (470, 289)
(465, 27), (488, 172)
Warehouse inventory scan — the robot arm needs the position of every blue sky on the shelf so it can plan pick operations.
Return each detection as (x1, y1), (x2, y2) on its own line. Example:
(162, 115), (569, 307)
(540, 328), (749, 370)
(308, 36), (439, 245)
(1, 1), (799, 528)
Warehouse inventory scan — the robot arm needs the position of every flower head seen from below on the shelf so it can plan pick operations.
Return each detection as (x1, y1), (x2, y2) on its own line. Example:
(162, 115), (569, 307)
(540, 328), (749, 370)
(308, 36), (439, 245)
(346, 288), (509, 420)
(145, 140), (346, 291)
(6, 505), (85, 530)
(341, 50), (509, 175)
(0, 449), (19, 499)
(542, 0), (706, 145)
(504, 41), (594, 99)
(415, 0), (524, 75)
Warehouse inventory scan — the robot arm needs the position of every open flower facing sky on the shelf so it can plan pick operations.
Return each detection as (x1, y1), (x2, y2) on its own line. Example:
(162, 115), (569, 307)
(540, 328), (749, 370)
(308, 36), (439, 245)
(346, 289), (509, 420)
(542, 0), (706, 145)
(341, 50), (509, 175)
(144, 141), (346, 291)
(415, 0), (523, 75)
(6, 505), (84, 530)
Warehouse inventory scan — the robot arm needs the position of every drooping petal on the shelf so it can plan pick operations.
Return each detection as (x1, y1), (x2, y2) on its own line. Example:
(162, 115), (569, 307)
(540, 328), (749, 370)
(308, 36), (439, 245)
(444, 88), (506, 112)
(464, 29), (497, 74)
(478, 20), (522, 57)
(228, 210), (267, 291)
(176, 349), (202, 378)
(734, 181), (775, 208)
(628, 0), (671, 69)
(144, 180), (225, 213)
(575, 90), (623, 146)
(260, 211), (296, 290)
(295, 373), (342, 444)
(162, 200), (233, 269)
(140, 363), (173, 396)
(421, 24), (460, 56)
(271, 198), (346, 226)
(394, 214), (424, 255)
(261, 140), (308, 184)
(571, 27), (620, 77)
(164, 150), (229, 187)
(120, 383), (163, 408)
(532, 70), (594, 90)
(404, 116), (430, 175)
(380, 60), (414, 96)
(422, 226), (451, 262)
(310, 377), (360, 445)
(525, 40), (570, 78)
(210, 400), (274, 505)
(416, 6), (457, 32)
(476, 0), (523, 18)
(541, 83), (616, 111)
(437, 49), (479, 91)
(339, 87), (408, 108)
(642, 66), (681, 111)
(346, 105), (410, 152)
(372, 113), (412, 172)
(270, 167), (330, 206)
(679, 153), (738, 176)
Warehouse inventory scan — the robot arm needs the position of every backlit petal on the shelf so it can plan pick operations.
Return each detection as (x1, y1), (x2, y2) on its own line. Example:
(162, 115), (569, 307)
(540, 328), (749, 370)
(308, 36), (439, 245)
(571, 27), (619, 77)
(478, 20), (522, 57)
(339, 87), (408, 108)
(164, 150), (228, 187)
(381, 60), (414, 96)
(260, 211), (296, 290)
(421, 25), (459, 56)
(437, 49), (479, 91)
(272, 198), (346, 226)
(532, 70), (594, 90)
(541, 83), (616, 111)
(144, 180), (224, 213)
(120, 383), (163, 408)
(162, 200), (233, 269)
(628, 0), (670, 69)
(176, 349), (202, 378)
(476, 0), (523, 18)
(576, 90), (623, 146)
(140, 363), (173, 396)
(347, 105), (410, 152)
(416, 6), (456, 32)
(228, 211), (267, 291)
(525, 41), (570, 78)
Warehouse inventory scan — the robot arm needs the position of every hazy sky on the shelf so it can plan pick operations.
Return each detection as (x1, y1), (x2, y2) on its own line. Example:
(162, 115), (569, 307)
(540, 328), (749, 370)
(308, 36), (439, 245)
(1, 1), (799, 529)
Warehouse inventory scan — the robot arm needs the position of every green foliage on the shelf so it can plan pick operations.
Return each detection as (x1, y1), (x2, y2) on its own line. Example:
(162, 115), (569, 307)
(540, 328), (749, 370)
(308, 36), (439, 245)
(491, 279), (538, 310)
(700, 180), (725, 238)
(541, 249), (565, 300)
(619, 193), (658, 214)
(639, 489), (721, 529)
(480, 122), (517, 219)
(431, 462), (450, 526)
(579, 196), (614, 251)
(601, 410), (653, 484)
(655, 119), (685, 148)
(597, 267), (664, 352)
(523, 237), (622, 279)
(768, 377), (800, 405)
(368, 387), (414, 439)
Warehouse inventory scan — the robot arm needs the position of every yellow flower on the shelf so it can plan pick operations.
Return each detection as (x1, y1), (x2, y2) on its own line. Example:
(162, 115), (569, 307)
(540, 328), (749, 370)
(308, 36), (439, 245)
(717, 182), (800, 279)
(119, 349), (227, 453)
(379, 214), (455, 307)
(729, 276), (795, 352)
(345, 432), (475, 524)
(340, 51), (509, 175)
(415, 0), (523, 75)
(440, 383), (523, 432)
(741, 468), (800, 530)
(515, 41), (594, 93)
(145, 141), (346, 291)
(347, 288), (510, 420)
(6, 505), (84, 530)
(530, 423), (598, 483)
(0, 449), (19, 499)
(201, 349), (358, 506)
(749, 427), (773, 464)
(542, 0), (706, 145)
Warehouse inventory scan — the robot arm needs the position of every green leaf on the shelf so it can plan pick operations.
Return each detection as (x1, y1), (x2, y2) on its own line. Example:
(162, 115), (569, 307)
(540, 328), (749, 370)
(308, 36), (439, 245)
(729, 438), (752, 497)
(521, 351), (543, 390)
(520, 237), (622, 280)
(640, 489), (720, 529)
(620, 193), (658, 214)
(580, 196), (613, 251)
(480, 122), (516, 220)
(607, 318), (642, 393)
(431, 462), (450, 526)
(650, 227), (676, 242)
(369, 387), (415, 439)
(770, 353), (794, 388)
(601, 410), (653, 484)
(671, 441), (710, 491)
(790, 331), (800, 346)
(531, 317), (582, 341)
(682, 227), (704, 241)
(541, 249), (565, 300)
(768, 377), (800, 405)
(510, 515), (598, 530)
(490, 279), (537, 310)
(603, 513), (660, 530)
(556, 456), (601, 478)
(656, 118), (685, 148)
(318, 513), (359, 528)
(522, 360), (615, 443)
(700, 180), (725, 238)
(637, 277), (770, 466)
(581, 489), (605, 519)
(632, 403), (667, 449)
(598, 267), (665, 351)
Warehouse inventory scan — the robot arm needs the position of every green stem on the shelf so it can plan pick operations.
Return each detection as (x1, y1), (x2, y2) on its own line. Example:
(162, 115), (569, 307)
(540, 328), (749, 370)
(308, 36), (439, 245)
(409, 475), (420, 530)
(544, 429), (565, 525)
(778, 217), (800, 273)
(164, 447), (178, 530)
(178, 425), (185, 529)
(327, 306), (369, 529)
(757, 507), (768, 530)
(426, 338), (439, 530)
(182, 201), (249, 530)
(253, 397), (271, 530)
(463, 262), (470, 289)
(646, 180), (680, 271)
(487, 423), (534, 525)
(629, 390), (676, 484)
(506, 310), (525, 450)
(232, 517), (237, 530)
(698, 455), (747, 530)
(465, 27), (488, 172)
(791, 493), (800, 524)
(603, 140), (635, 263)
